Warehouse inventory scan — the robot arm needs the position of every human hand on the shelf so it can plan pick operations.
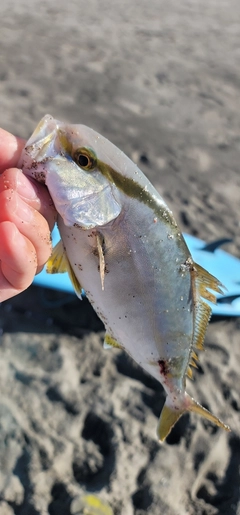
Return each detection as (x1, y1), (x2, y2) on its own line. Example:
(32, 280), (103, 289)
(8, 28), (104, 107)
(0, 128), (57, 301)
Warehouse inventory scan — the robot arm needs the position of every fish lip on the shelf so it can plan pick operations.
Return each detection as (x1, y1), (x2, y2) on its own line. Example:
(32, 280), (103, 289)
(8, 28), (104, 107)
(21, 126), (57, 183)
(22, 155), (54, 184)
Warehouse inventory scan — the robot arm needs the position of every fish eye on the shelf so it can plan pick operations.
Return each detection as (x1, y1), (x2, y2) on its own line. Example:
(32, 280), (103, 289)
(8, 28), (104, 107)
(73, 147), (97, 171)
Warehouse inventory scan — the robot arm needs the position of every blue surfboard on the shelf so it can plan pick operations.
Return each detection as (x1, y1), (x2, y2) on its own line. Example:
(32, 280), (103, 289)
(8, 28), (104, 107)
(33, 227), (240, 316)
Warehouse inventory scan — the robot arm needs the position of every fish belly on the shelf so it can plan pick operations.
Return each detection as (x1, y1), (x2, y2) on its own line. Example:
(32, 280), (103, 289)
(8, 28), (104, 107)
(58, 206), (194, 391)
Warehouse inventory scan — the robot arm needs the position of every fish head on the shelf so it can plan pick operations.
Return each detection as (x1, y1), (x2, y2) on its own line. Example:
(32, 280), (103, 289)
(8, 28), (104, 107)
(19, 115), (122, 229)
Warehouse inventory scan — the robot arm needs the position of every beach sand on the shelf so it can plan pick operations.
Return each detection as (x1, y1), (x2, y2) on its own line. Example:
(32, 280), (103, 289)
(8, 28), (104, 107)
(0, 1), (240, 513)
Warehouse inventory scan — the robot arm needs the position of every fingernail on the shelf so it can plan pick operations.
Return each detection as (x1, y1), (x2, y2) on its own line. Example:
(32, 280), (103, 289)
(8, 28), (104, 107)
(16, 195), (34, 222)
(16, 172), (38, 200)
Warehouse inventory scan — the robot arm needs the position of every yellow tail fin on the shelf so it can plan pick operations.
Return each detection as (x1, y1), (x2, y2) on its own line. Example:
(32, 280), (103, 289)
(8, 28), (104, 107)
(157, 394), (231, 443)
(157, 404), (184, 442)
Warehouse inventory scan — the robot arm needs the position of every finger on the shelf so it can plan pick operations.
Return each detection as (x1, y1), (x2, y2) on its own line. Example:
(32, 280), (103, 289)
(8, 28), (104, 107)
(0, 221), (37, 301)
(0, 189), (53, 270)
(0, 168), (57, 231)
(0, 128), (26, 172)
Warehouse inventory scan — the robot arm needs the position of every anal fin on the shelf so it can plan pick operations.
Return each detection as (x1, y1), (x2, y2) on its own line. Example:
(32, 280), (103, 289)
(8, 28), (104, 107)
(96, 232), (105, 291)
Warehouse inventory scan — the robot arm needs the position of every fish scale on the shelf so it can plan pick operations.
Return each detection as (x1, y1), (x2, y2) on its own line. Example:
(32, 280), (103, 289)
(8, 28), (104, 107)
(19, 114), (230, 442)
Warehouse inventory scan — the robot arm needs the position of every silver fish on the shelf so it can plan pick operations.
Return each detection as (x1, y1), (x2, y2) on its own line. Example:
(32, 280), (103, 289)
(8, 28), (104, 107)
(20, 115), (230, 441)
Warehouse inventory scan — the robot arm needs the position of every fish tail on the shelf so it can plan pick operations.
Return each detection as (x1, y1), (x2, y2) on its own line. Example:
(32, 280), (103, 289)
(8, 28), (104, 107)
(157, 393), (231, 443)
(157, 402), (184, 442)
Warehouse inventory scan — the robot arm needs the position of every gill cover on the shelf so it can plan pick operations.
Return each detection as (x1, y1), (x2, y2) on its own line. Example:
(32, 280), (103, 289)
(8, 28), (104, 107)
(45, 157), (122, 228)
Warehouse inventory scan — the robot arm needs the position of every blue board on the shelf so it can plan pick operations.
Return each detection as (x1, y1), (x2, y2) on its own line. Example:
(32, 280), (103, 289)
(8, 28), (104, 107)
(33, 227), (240, 316)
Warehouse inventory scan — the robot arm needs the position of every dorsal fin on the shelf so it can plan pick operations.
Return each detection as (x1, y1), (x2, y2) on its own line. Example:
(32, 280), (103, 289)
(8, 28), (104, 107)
(46, 239), (82, 298)
(194, 262), (225, 302)
(188, 262), (225, 378)
(193, 299), (212, 351)
(187, 366), (193, 379)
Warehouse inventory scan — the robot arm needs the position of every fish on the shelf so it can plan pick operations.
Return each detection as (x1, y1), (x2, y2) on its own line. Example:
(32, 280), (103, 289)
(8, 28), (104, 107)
(19, 114), (231, 442)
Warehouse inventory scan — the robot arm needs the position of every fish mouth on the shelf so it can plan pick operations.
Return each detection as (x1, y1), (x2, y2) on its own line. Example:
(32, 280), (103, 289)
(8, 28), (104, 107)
(25, 131), (55, 161)
(20, 115), (71, 184)
(21, 130), (56, 183)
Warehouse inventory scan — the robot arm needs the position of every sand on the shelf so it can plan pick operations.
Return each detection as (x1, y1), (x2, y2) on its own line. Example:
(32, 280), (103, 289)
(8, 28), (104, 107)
(0, 0), (240, 513)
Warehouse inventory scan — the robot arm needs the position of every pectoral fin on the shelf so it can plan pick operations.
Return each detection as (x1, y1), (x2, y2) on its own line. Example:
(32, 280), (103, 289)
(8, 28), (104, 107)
(96, 232), (105, 291)
(47, 240), (68, 274)
(157, 393), (230, 443)
(46, 239), (82, 298)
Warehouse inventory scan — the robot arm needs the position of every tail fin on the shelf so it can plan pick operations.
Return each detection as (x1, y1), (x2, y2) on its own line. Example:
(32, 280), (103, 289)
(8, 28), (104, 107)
(157, 403), (184, 442)
(157, 394), (231, 442)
